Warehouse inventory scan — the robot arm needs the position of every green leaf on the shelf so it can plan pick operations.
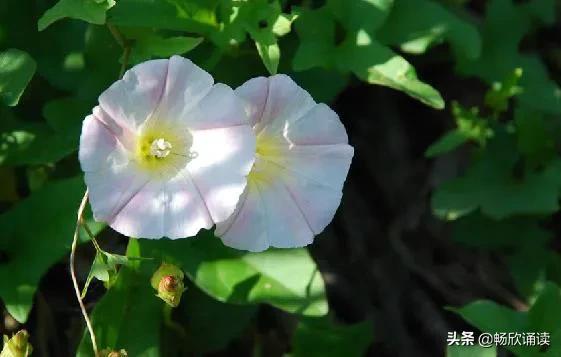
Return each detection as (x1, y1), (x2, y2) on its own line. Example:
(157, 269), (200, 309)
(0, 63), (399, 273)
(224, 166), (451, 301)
(527, 283), (561, 333)
(0, 49), (36, 106)
(43, 96), (91, 134)
(337, 34), (445, 109)
(484, 68), (523, 114)
(254, 40), (280, 75)
(432, 131), (561, 220)
(458, 0), (561, 114)
(447, 345), (497, 357)
(452, 284), (561, 356)
(378, 0), (481, 59)
(426, 102), (492, 157)
(327, 0), (393, 33)
(81, 251), (132, 298)
(240, 0), (283, 74)
(452, 300), (528, 333)
(107, 0), (218, 33)
(425, 130), (470, 158)
(125, 35), (203, 65)
(293, 7), (444, 109)
(452, 213), (551, 250)
(38, 0), (115, 31)
(514, 107), (556, 167)
(0, 125), (77, 166)
(0, 177), (103, 323)
(176, 285), (257, 354)
(139, 232), (328, 316)
(292, 7), (336, 71)
(292, 317), (373, 357)
(77, 240), (162, 356)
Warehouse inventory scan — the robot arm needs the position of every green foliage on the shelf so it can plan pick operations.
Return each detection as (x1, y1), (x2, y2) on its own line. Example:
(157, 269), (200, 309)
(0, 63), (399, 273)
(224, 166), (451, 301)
(425, 102), (492, 157)
(294, 3), (445, 108)
(292, 317), (374, 357)
(77, 240), (161, 356)
(451, 282), (561, 356)
(139, 232), (328, 316)
(0, 49), (36, 106)
(457, 0), (560, 114)
(447, 344), (497, 357)
(125, 35), (202, 65)
(38, 0), (116, 31)
(432, 132), (561, 220)
(171, 284), (256, 354)
(378, 0), (481, 59)
(0, 177), (103, 323)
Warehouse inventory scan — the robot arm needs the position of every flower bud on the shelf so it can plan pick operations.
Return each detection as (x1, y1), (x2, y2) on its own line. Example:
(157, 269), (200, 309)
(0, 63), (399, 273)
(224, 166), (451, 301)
(1, 330), (32, 357)
(150, 262), (186, 307)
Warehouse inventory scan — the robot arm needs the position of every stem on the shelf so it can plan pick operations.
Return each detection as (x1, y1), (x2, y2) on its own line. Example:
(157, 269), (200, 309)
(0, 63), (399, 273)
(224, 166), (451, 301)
(120, 46), (131, 78)
(107, 23), (132, 78)
(70, 190), (99, 357)
(82, 221), (102, 253)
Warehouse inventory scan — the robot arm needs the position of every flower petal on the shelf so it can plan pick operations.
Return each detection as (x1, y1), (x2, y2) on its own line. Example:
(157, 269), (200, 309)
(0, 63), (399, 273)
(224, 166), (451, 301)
(188, 124), (256, 224)
(99, 59), (168, 131)
(184, 83), (249, 130)
(153, 55), (214, 124)
(267, 144), (354, 190)
(79, 114), (120, 173)
(239, 74), (316, 135)
(217, 179), (314, 251)
(234, 76), (269, 127)
(284, 103), (349, 145)
(106, 170), (215, 239)
(215, 186), (269, 252)
(85, 161), (150, 225)
(163, 171), (215, 239)
(283, 172), (343, 234)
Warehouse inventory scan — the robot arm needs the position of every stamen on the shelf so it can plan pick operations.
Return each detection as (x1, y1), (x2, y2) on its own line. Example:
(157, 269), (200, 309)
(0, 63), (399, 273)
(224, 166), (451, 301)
(150, 138), (172, 158)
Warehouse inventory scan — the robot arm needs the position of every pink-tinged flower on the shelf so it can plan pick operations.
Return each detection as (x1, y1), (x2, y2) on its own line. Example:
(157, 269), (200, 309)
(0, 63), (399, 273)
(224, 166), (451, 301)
(215, 75), (354, 251)
(79, 56), (255, 239)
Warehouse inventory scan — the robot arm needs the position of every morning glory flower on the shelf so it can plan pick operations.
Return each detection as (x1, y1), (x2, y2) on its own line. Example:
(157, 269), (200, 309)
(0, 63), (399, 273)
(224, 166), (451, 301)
(79, 56), (255, 239)
(215, 75), (354, 251)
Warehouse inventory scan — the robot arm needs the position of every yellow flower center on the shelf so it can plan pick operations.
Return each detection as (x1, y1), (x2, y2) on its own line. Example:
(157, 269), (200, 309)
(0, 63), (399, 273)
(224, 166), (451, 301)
(248, 132), (286, 184)
(135, 121), (194, 178)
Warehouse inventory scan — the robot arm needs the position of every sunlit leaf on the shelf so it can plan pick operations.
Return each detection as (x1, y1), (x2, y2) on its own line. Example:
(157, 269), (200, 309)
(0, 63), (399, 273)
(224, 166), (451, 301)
(0, 49), (36, 106)
(139, 233), (328, 317)
(293, 7), (444, 109)
(38, 0), (116, 31)
(378, 0), (481, 59)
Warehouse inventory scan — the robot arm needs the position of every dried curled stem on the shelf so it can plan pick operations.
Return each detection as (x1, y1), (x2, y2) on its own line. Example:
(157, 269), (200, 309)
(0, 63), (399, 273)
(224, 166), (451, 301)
(69, 190), (99, 357)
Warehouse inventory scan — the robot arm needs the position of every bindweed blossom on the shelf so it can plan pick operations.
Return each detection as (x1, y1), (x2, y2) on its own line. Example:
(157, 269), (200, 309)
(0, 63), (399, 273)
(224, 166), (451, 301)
(79, 56), (255, 239)
(215, 75), (354, 251)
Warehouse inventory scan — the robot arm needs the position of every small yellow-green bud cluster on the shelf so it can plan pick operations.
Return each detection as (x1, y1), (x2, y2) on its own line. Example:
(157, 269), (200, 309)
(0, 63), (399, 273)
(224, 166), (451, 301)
(150, 262), (186, 307)
(1, 330), (32, 357)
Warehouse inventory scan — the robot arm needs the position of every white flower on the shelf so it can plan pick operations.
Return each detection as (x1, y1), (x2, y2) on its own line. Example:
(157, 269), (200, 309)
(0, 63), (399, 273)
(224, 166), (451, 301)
(215, 74), (354, 251)
(79, 56), (256, 239)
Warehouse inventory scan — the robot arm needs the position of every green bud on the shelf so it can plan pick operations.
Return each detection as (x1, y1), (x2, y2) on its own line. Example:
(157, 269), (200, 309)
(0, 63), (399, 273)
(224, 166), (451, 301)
(1, 330), (32, 357)
(150, 262), (186, 307)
